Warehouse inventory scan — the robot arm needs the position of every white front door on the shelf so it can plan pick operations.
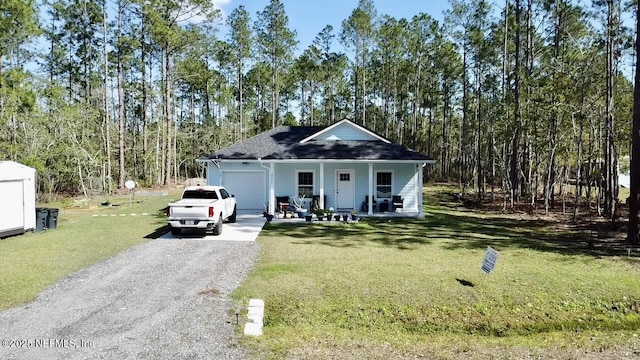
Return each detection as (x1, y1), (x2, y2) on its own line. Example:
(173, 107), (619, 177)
(336, 170), (355, 210)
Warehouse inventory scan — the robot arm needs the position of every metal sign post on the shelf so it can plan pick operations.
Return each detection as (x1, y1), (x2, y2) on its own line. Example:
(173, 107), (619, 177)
(125, 180), (136, 206)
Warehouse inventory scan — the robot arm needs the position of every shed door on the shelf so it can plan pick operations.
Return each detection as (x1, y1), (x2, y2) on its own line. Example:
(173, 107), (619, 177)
(0, 180), (25, 232)
(221, 171), (266, 210)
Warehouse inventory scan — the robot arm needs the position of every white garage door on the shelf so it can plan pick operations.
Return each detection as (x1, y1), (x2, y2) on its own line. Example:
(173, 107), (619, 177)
(221, 171), (266, 210)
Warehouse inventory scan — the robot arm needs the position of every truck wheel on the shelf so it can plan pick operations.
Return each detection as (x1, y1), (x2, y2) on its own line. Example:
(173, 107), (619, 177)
(170, 227), (181, 236)
(212, 217), (223, 235)
(228, 206), (237, 223)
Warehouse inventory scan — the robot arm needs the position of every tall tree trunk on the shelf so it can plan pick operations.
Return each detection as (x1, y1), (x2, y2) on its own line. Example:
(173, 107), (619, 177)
(412, 63), (420, 149)
(573, 112), (584, 223)
(238, 58), (244, 139)
(475, 63), (482, 199)
(141, 16), (148, 181)
(103, 0), (112, 194)
(604, 0), (617, 219)
(510, 0), (522, 205)
(117, 1), (125, 189)
(163, 50), (172, 186)
(361, 45), (366, 127)
(502, 0), (509, 196)
(460, 45), (468, 195)
(442, 87), (449, 179)
(545, 0), (562, 213)
(627, 0), (640, 244)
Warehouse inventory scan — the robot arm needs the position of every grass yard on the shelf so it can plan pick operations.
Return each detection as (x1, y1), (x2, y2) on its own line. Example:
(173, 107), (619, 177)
(0, 190), (176, 310)
(234, 186), (640, 359)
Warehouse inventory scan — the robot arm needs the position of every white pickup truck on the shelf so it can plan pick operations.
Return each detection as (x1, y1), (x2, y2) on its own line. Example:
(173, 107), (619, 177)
(166, 186), (237, 236)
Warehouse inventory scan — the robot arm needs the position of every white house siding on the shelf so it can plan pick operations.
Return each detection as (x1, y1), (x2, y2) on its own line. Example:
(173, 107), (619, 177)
(368, 163), (419, 212)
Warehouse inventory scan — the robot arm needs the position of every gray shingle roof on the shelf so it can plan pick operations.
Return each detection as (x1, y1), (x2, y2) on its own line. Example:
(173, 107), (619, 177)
(202, 125), (432, 161)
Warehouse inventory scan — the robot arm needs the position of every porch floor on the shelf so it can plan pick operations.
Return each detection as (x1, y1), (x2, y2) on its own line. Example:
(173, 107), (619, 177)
(269, 210), (422, 223)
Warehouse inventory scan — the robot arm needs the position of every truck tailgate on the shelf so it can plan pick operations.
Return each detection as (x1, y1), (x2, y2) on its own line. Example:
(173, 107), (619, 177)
(169, 199), (215, 218)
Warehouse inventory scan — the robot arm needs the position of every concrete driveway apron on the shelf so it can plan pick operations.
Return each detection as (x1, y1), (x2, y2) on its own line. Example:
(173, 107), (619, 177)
(160, 214), (266, 241)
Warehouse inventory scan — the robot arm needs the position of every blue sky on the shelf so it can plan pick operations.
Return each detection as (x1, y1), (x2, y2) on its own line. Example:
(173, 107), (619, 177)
(216, 0), (452, 53)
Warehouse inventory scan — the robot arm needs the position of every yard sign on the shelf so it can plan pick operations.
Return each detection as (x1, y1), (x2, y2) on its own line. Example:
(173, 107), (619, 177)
(481, 246), (499, 275)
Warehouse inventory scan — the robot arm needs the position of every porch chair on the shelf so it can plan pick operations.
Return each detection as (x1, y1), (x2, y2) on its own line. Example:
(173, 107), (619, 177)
(275, 196), (291, 217)
(392, 195), (404, 212)
(311, 195), (327, 212)
(361, 195), (377, 212)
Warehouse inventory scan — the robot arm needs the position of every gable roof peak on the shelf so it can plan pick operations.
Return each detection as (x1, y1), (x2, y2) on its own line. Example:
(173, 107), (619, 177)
(298, 119), (390, 144)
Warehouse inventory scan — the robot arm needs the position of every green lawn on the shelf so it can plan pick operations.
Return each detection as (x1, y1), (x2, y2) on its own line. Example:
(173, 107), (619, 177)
(233, 186), (640, 358)
(0, 191), (175, 310)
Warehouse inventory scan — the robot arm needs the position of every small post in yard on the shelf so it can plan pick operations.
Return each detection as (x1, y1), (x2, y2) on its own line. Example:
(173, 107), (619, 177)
(481, 246), (499, 277)
(125, 180), (136, 206)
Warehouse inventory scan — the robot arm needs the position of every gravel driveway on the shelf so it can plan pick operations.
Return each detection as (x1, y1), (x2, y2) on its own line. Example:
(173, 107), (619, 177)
(0, 238), (260, 360)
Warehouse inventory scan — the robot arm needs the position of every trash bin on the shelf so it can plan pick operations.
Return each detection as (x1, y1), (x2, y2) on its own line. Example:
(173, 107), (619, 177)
(46, 208), (59, 230)
(35, 208), (48, 232)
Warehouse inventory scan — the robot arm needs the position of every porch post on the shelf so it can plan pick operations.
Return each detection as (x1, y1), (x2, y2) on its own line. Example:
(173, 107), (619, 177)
(418, 163), (424, 216)
(368, 162), (373, 215)
(319, 162), (325, 209)
(269, 163), (275, 215)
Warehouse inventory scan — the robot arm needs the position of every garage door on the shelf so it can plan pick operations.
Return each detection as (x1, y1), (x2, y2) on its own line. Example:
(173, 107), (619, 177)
(221, 171), (266, 210)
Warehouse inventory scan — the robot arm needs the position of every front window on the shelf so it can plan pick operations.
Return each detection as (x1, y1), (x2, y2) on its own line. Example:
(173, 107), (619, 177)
(376, 172), (392, 199)
(297, 171), (314, 198)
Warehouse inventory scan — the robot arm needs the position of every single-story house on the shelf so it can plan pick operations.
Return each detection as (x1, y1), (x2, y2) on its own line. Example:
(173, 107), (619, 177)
(198, 119), (435, 216)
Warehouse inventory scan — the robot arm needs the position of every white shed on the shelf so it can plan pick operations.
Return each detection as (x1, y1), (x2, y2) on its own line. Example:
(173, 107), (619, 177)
(0, 161), (36, 237)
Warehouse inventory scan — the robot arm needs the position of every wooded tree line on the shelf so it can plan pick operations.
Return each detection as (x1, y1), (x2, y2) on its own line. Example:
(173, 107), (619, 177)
(0, 0), (635, 221)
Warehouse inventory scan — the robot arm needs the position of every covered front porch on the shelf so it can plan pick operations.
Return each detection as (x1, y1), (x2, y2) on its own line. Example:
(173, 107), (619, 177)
(262, 160), (426, 217)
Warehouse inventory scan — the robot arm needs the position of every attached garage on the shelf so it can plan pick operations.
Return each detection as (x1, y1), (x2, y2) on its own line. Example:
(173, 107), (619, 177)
(221, 171), (266, 210)
(0, 161), (36, 237)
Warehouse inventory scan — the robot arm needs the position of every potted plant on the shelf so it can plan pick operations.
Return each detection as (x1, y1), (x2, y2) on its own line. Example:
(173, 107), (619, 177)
(325, 208), (334, 221)
(314, 208), (326, 221)
(334, 214), (342, 221)
(305, 214), (313, 222)
(342, 213), (349, 222)
(351, 209), (359, 221)
(292, 194), (307, 218)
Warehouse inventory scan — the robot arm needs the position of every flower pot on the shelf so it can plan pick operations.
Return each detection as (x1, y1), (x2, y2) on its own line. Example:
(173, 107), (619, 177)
(266, 214), (274, 222)
(342, 214), (348, 222)
(326, 215), (332, 221)
(305, 215), (313, 222)
(334, 215), (341, 221)
(351, 215), (359, 221)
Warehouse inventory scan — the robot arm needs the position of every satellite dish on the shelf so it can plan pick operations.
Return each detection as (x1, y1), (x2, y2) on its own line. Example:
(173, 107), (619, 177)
(125, 180), (136, 190)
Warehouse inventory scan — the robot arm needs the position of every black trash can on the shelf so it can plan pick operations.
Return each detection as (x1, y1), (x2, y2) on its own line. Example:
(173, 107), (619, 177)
(46, 208), (59, 230)
(35, 208), (48, 232)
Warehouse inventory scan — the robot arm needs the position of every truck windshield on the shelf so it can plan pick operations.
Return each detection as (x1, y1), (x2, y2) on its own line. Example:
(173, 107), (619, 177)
(182, 190), (218, 200)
